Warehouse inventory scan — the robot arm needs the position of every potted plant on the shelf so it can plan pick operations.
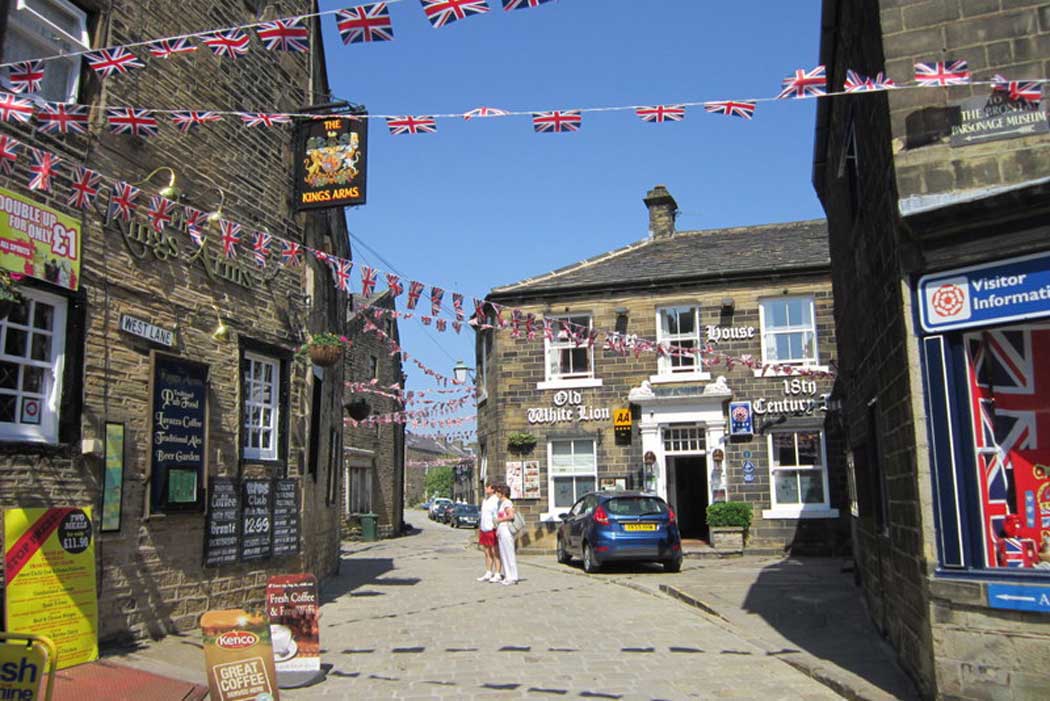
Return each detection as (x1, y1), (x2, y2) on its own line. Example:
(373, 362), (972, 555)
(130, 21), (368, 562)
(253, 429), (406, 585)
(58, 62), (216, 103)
(0, 270), (24, 320)
(507, 431), (537, 454)
(706, 501), (752, 553)
(299, 332), (347, 367)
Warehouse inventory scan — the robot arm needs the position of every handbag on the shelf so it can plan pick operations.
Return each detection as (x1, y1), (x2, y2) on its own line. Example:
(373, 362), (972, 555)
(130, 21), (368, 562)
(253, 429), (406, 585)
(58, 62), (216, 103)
(510, 510), (526, 537)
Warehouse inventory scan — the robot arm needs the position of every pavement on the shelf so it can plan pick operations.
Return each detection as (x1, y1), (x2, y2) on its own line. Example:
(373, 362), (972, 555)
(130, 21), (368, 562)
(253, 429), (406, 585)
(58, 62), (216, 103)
(100, 512), (919, 700)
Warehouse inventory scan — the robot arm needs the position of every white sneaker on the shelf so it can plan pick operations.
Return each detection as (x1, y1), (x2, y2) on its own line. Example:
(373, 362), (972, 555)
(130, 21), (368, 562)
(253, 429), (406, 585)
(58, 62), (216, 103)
(489, 574), (503, 583)
(477, 571), (492, 582)
(502, 579), (517, 586)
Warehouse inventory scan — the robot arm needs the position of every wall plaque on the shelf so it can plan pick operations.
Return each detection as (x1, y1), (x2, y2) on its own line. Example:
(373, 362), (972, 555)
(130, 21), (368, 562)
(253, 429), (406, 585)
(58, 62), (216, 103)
(950, 93), (1047, 146)
(149, 353), (208, 512)
(204, 477), (241, 567)
(272, 478), (301, 557)
(241, 479), (273, 561)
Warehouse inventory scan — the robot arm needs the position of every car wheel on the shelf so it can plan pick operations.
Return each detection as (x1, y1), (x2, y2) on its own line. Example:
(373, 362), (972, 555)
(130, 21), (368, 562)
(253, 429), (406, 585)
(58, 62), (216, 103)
(663, 556), (683, 573)
(556, 537), (571, 565)
(583, 543), (600, 574)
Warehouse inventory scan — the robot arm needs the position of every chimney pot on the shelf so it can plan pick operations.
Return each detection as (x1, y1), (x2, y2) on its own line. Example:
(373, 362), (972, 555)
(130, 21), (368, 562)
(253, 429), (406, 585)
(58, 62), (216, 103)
(644, 185), (677, 239)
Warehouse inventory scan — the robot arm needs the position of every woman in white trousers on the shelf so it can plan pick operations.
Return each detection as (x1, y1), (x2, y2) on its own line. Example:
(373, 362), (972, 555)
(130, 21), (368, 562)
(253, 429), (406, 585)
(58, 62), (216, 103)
(494, 484), (518, 585)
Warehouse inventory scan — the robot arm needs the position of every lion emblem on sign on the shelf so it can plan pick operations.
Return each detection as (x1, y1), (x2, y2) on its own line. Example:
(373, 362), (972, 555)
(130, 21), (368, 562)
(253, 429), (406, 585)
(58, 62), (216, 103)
(304, 131), (360, 187)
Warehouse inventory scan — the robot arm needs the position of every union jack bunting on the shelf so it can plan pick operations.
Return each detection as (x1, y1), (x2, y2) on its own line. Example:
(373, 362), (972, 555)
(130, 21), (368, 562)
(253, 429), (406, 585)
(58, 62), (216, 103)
(240, 113), (291, 128)
(532, 110), (582, 133)
(843, 69), (896, 93)
(333, 259), (353, 292)
(776, 65), (826, 99)
(183, 206), (207, 232)
(452, 293), (464, 321)
(0, 92), (34, 123)
(543, 318), (554, 341)
(27, 149), (58, 192)
(463, 106), (509, 120)
(406, 281), (425, 309)
(256, 18), (310, 52)
(146, 195), (176, 233)
(452, 321), (462, 334)
(387, 115), (437, 135)
(219, 220), (241, 258)
(67, 166), (101, 210)
(7, 61), (45, 93)
(337, 3), (395, 44)
(419, 0), (490, 29)
(252, 231), (272, 267)
(430, 286), (444, 317)
(188, 225), (206, 248)
(313, 250), (330, 264)
(421, 316), (432, 326)
(360, 265), (378, 296)
(914, 59), (970, 87)
(146, 38), (198, 58)
(107, 108), (159, 137)
(635, 105), (686, 123)
(0, 135), (20, 175)
(992, 75), (1042, 103)
(385, 273), (403, 297)
(108, 181), (141, 223)
(703, 100), (756, 120)
(435, 318), (447, 332)
(36, 103), (89, 135)
(85, 47), (144, 77)
(171, 111), (222, 133)
(201, 30), (252, 60)
(503, 0), (555, 9)
(280, 240), (303, 266)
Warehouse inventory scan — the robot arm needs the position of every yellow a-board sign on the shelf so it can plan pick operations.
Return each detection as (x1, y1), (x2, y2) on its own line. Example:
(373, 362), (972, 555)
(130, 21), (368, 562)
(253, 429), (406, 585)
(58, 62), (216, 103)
(0, 633), (57, 701)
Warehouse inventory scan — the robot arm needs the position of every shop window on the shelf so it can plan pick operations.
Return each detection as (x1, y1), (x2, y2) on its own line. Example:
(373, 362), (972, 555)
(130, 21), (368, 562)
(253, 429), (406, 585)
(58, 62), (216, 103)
(759, 296), (819, 366)
(766, 430), (832, 514)
(656, 306), (703, 376)
(545, 314), (593, 381)
(349, 465), (373, 514)
(0, 288), (67, 444)
(549, 438), (596, 512)
(3, 0), (89, 103)
(242, 352), (280, 461)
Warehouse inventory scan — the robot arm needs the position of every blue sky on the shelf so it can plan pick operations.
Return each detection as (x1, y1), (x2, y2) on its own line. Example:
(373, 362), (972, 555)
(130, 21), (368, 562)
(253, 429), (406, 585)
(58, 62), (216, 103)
(318, 0), (826, 427)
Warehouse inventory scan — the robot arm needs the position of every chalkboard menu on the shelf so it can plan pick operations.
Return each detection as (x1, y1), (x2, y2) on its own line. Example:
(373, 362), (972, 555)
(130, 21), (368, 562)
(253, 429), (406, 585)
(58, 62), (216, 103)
(149, 354), (208, 512)
(204, 477), (240, 567)
(241, 479), (273, 561)
(272, 479), (301, 557)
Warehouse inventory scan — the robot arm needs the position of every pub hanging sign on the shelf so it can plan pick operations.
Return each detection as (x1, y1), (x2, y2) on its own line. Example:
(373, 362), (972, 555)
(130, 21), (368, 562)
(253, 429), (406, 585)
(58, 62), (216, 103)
(293, 110), (368, 210)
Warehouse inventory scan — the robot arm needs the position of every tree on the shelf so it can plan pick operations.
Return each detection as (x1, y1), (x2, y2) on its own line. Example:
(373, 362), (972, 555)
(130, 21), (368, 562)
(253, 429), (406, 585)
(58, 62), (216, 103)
(424, 464), (454, 500)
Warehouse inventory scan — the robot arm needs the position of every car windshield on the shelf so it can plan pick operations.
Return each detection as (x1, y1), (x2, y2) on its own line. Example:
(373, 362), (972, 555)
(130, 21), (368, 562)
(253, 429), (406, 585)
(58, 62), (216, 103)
(455, 505), (478, 514)
(604, 497), (669, 517)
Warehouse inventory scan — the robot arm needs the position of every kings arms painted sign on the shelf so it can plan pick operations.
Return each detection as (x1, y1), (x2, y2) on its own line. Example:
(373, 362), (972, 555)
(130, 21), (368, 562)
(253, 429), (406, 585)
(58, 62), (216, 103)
(293, 112), (367, 210)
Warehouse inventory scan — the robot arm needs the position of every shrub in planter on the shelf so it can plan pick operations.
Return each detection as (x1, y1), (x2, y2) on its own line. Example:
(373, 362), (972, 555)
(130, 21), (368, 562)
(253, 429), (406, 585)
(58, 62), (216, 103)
(298, 332), (348, 367)
(507, 432), (537, 454)
(706, 501), (752, 551)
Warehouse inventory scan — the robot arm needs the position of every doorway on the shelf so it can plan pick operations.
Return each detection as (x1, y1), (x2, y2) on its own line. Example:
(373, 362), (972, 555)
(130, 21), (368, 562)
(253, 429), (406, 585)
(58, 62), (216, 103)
(668, 455), (709, 541)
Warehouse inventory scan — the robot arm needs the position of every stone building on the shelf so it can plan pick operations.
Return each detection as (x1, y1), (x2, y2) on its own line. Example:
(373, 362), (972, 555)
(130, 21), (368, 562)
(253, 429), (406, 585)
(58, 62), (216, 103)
(813, 1), (1050, 698)
(405, 433), (473, 505)
(342, 292), (406, 539)
(0, 1), (349, 644)
(476, 186), (848, 554)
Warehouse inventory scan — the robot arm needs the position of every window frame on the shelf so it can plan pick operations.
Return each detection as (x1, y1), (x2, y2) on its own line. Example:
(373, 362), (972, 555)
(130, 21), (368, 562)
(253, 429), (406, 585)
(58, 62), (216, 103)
(242, 351), (280, 462)
(654, 305), (709, 379)
(348, 464), (374, 515)
(758, 295), (820, 367)
(547, 438), (597, 516)
(543, 313), (597, 384)
(763, 429), (835, 518)
(3, 0), (90, 104)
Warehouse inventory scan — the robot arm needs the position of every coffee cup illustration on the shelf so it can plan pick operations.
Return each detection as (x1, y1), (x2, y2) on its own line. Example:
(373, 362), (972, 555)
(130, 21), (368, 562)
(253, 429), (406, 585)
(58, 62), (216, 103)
(270, 624), (294, 658)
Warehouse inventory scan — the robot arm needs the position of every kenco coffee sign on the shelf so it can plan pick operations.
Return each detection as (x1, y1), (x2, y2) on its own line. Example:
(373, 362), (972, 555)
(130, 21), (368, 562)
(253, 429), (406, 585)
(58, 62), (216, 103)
(201, 608), (279, 701)
(528, 390), (611, 424)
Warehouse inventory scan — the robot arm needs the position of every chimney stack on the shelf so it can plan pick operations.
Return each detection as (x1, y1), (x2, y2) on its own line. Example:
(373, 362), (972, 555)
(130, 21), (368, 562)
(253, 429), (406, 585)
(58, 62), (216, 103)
(644, 185), (677, 239)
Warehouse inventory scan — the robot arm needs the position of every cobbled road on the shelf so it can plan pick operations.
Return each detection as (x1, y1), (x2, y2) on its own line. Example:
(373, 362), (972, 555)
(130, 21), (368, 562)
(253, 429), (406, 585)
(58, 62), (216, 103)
(284, 514), (840, 701)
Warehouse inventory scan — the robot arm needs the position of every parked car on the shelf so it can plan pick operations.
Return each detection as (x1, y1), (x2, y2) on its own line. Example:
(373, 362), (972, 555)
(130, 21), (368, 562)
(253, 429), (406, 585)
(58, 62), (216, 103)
(450, 504), (480, 529)
(436, 501), (457, 524)
(428, 498), (452, 520)
(556, 491), (682, 573)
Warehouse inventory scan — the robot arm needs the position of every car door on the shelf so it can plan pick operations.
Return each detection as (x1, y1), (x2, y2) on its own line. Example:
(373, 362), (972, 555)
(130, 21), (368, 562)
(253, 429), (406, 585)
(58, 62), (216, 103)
(565, 497), (588, 554)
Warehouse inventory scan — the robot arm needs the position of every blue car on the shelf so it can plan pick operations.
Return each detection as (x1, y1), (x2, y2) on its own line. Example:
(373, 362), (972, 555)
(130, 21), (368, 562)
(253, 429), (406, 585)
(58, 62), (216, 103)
(556, 491), (682, 573)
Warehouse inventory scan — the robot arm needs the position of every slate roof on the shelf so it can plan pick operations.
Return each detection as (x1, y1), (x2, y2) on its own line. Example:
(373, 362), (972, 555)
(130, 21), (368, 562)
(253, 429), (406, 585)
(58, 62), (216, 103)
(406, 433), (472, 457)
(490, 219), (829, 300)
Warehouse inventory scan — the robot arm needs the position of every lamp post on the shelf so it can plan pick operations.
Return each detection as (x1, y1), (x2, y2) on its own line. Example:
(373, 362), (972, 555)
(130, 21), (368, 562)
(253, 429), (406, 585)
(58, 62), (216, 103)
(452, 360), (473, 385)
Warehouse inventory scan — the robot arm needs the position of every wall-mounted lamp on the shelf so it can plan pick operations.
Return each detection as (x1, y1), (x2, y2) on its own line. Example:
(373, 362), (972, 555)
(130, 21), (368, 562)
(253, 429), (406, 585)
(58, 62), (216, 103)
(758, 413), (787, 434)
(452, 360), (474, 384)
(134, 167), (182, 200)
(720, 297), (735, 312)
(210, 305), (230, 343)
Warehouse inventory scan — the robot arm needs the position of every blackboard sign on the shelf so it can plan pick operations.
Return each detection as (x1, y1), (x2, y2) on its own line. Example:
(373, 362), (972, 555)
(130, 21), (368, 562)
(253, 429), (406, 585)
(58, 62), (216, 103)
(149, 353), (208, 512)
(272, 479), (301, 557)
(241, 479), (273, 561)
(204, 477), (240, 567)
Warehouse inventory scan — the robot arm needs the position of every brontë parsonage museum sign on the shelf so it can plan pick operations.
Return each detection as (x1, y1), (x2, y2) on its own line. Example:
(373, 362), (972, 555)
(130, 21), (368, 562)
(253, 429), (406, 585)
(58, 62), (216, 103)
(293, 112), (368, 210)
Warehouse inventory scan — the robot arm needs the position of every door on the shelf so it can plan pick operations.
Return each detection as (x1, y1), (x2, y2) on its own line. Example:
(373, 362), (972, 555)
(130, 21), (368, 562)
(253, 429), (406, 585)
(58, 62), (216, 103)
(671, 456), (709, 541)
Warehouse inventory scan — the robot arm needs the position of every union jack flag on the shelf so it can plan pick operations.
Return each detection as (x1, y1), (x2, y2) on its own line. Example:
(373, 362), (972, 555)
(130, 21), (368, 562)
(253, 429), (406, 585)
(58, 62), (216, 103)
(36, 103), (89, 134)
(503, 0), (555, 10)
(0, 92), (34, 123)
(407, 281), (425, 309)
(843, 69), (896, 93)
(27, 149), (58, 192)
(471, 298), (487, 327)
(452, 321), (462, 334)
(452, 293), (464, 321)
(257, 18), (310, 52)
(67, 166), (101, 210)
(240, 113), (291, 128)
(532, 110), (581, 133)
(313, 250), (330, 264)
(107, 108), (159, 137)
(914, 59), (970, 87)
(387, 115), (437, 135)
(360, 265), (378, 296)
(252, 231), (272, 267)
(183, 206), (208, 232)
(171, 111), (222, 133)
(108, 181), (141, 223)
(463, 106), (509, 119)
(703, 100), (756, 120)
(337, 3), (395, 44)
(201, 30), (252, 60)
(220, 220), (241, 258)
(333, 259), (353, 292)
(280, 240), (303, 266)
(146, 38), (198, 58)
(777, 65), (826, 99)
(0, 134), (20, 175)
(85, 47), (144, 77)
(431, 286), (444, 316)
(543, 318), (554, 341)
(421, 316), (433, 326)
(146, 195), (176, 233)
(635, 105), (685, 123)
(991, 75), (1042, 103)
(7, 61), (45, 93)
(385, 273), (403, 297)
(188, 225), (206, 248)
(420, 0), (490, 29)
(435, 318), (447, 332)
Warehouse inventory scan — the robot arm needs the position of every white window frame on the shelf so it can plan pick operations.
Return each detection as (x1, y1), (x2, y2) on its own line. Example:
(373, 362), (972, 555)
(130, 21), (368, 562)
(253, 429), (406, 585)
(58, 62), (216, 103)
(545, 438), (597, 517)
(4, 0), (89, 103)
(652, 305), (710, 383)
(0, 287), (67, 444)
(539, 314), (602, 390)
(762, 429), (838, 519)
(756, 295), (827, 376)
(243, 352), (280, 462)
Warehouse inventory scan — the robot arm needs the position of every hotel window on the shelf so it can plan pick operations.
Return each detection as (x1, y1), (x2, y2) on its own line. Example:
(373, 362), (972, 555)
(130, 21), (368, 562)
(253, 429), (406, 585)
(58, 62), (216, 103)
(3, 0), (89, 103)
(0, 288), (67, 444)
(656, 306), (700, 375)
(759, 296), (818, 365)
(767, 430), (831, 511)
(549, 439), (596, 511)
(545, 314), (593, 381)
(243, 352), (280, 461)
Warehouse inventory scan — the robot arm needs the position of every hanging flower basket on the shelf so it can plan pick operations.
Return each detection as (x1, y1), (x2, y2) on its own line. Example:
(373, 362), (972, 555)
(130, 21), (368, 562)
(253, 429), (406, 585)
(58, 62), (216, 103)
(0, 271), (24, 321)
(299, 332), (348, 367)
(507, 431), (538, 454)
